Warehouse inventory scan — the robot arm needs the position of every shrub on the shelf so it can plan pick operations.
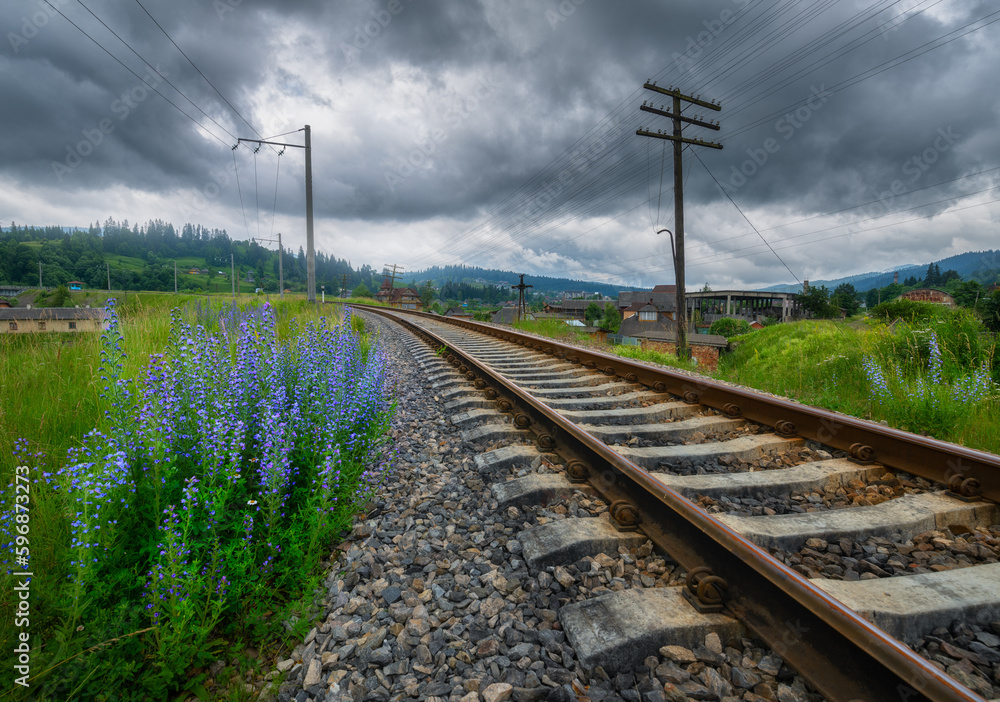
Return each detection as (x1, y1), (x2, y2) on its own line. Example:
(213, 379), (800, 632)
(709, 317), (751, 337)
(868, 298), (938, 323)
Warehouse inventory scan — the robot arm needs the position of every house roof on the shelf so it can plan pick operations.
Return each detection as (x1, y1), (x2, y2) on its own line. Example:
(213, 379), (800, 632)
(651, 284), (676, 294)
(618, 313), (676, 338)
(492, 307), (533, 324)
(0, 308), (104, 321)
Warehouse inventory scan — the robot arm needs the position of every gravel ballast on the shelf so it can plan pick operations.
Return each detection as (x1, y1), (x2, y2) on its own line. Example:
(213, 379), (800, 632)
(264, 312), (1000, 702)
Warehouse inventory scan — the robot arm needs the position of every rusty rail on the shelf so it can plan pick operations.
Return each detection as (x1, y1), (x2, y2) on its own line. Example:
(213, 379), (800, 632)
(353, 303), (995, 702)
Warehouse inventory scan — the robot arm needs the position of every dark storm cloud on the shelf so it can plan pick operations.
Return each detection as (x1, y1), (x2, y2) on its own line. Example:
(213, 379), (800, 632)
(2, 0), (998, 286)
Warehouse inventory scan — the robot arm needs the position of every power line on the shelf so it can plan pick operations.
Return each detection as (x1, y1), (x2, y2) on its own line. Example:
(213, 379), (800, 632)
(41, 0), (230, 146)
(133, 0), (266, 142)
(74, 0), (237, 141)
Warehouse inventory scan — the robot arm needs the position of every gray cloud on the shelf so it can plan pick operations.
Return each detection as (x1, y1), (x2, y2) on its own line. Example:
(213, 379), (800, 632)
(1, 0), (998, 288)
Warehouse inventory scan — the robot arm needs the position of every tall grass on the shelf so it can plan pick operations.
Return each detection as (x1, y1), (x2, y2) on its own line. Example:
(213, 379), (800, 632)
(512, 318), (592, 343)
(0, 296), (391, 700)
(718, 314), (999, 452)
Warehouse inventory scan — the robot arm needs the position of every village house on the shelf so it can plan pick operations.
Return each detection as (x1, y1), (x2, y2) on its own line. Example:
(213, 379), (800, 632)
(375, 278), (423, 310)
(0, 307), (105, 334)
(900, 288), (956, 307)
(67, 281), (84, 291)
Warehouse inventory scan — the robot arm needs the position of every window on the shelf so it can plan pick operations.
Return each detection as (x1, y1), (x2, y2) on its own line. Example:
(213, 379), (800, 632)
(639, 310), (657, 322)
(8, 322), (17, 330)
(68, 321), (77, 330)
(38, 322), (46, 330)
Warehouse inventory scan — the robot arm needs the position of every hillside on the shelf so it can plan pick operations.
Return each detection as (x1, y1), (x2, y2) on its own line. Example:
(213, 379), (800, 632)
(410, 264), (626, 297)
(761, 249), (1000, 293)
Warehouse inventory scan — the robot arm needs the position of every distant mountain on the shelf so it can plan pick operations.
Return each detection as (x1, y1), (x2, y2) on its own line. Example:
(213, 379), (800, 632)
(409, 265), (628, 297)
(759, 249), (1000, 293)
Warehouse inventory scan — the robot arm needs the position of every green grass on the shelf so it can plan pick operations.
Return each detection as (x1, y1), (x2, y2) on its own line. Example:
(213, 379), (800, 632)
(512, 318), (592, 343)
(0, 294), (386, 700)
(717, 317), (999, 453)
(613, 345), (700, 372)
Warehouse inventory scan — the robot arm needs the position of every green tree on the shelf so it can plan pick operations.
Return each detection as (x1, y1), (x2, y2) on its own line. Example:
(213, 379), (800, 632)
(419, 282), (435, 307)
(48, 284), (71, 307)
(600, 303), (620, 332)
(584, 301), (602, 325)
(354, 282), (372, 298)
(830, 283), (860, 316)
(799, 285), (836, 318)
(981, 290), (1000, 332)
(953, 280), (985, 310)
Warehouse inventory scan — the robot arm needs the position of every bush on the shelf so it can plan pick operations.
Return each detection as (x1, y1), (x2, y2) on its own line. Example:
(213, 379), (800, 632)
(709, 318), (751, 337)
(868, 298), (938, 323)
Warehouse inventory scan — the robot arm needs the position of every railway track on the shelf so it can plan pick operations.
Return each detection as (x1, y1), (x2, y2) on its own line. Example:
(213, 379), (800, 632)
(352, 304), (1000, 702)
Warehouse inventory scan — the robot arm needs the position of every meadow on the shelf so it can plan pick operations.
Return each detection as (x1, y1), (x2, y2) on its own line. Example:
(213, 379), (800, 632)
(1, 293), (393, 700)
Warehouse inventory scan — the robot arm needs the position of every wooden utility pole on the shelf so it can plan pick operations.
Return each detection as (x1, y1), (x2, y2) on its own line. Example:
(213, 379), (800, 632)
(383, 264), (404, 289)
(38, 262), (42, 289)
(514, 274), (533, 322)
(174, 261), (178, 294)
(636, 83), (722, 359)
(236, 127), (314, 301)
(341, 273), (348, 298)
(231, 254), (235, 300)
(107, 262), (111, 292)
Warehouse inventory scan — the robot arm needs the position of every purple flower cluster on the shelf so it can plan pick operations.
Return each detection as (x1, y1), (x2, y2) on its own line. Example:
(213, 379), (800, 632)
(25, 300), (391, 631)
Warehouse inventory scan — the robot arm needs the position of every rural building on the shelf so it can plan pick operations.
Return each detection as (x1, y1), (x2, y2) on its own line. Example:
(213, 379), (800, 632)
(543, 300), (594, 320)
(618, 303), (678, 337)
(443, 307), (473, 320)
(67, 281), (84, 291)
(634, 332), (729, 372)
(0, 307), (105, 334)
(686, 290), (804, 324)
(900, 289), (955, 307)
(618, 285), (678, 317)
(375, 278), (423, 310)
(491, 307), (533, 324)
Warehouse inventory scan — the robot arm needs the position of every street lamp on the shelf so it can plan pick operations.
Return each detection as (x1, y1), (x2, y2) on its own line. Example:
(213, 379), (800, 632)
(656, 227), (690, 359)
(321, 285), (325, 304)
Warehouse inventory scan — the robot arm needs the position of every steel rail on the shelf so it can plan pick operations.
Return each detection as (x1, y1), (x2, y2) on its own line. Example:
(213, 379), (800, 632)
(353, 304), (990, 702)
(350, 304), (1000, 503)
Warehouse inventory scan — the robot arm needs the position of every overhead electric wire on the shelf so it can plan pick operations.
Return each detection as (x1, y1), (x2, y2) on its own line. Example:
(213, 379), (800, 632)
(233, 149), (252, 240)
(74, 0), (238, 142)
(42, 0), (231, 146)
(133, 0), (266, 143)
(404, 1), (999, 281)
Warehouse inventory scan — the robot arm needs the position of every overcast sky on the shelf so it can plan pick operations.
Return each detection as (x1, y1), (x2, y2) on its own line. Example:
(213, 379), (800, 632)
(2, 0), (999, 289)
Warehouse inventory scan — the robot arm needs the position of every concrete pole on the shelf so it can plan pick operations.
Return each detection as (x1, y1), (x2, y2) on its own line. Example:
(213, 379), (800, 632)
(305, 125), (316, 303)
(231, 253), (235, 301)
(278, 232), (285, 298)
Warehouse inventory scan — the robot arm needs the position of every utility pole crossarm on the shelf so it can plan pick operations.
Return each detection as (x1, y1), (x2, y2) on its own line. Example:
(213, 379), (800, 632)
(236, 138), (305, 149)
(642, 82), (721, 111)
(635, 129), (723, 149)
(640, 104), (720, 130)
